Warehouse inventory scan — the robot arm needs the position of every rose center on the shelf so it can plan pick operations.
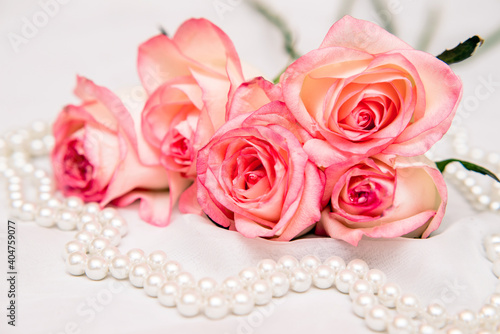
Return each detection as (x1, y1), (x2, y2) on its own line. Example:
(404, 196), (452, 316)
(63, 139), (93, 182)
(348, 180), (377, 206)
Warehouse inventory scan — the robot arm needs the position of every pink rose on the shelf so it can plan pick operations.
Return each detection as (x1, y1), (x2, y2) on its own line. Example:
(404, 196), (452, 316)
(316, 155), (447, 246)
(52, 77), (170, 223)
(282, 16), (462, 168)
(196, 101), (324, 240)
(138, 18), (244, 178)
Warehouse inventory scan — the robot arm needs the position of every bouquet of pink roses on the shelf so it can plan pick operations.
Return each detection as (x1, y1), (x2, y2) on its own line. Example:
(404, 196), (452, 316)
(52, 15), (483, 246)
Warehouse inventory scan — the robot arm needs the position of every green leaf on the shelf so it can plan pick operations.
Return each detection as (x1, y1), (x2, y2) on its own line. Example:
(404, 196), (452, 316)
(159, 26), (168, 37)
(436, 159), (500, 182)
(436, 35), (484, 65)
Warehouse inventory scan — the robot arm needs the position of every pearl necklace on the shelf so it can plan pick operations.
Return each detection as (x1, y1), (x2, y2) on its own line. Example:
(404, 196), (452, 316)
(2, 122), (500, 333)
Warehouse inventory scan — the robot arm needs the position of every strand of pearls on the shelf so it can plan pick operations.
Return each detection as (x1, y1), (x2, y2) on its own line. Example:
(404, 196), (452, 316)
(439, 127), (500, 213)
(2, 122), (500, 333)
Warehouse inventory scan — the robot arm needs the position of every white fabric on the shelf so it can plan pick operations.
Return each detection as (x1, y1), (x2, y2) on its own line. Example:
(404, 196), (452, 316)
(1, 0), (500, 333)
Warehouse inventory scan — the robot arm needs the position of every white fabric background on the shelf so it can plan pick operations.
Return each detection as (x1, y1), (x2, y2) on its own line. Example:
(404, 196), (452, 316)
(1, 0), (500, 333)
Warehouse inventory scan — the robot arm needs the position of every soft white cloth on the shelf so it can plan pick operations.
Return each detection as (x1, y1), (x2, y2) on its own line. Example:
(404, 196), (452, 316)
(1, 0), (500, 333)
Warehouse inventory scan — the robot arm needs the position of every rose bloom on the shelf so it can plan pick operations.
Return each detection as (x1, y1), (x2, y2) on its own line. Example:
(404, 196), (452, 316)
(138, 18), (244, 178)
(52, 76), (170, 224)
(282, 16), (462, 168)
(196, 101), (324, 240)
(316, 155), (447, 246)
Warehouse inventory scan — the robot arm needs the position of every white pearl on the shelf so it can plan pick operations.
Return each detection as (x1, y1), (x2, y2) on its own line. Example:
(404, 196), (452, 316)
(20, 202), (37, 221)
(64, 196), (84, 212)
(478, 304), (499, 328)
(9, 191), (23, 202)
(8, 175), (22, 184)
(486, 243), (500, 262)
(488, 293), (500, 309)
(176, 272), (196, 289)
(324, 255), (346, 274)
(300, 255), (321, 273)
(46, 198), (62, 209)
(492, 260), (500, 277)
(257, 259), (276, 278)
(56, 210), (78, 231)
(82, 202), (101, 215)
(204, 293), (229, 319)
(396, 293), (421, 318)
(469, 148), (484, 161)
(364, 269), (387, 293)
(198, 277), (218, 297)
(9, 199), (24, 219)
(387, 314), (413, 334)
(422, 303), (448, 329)
(290, 267), (312, 293)
(347, 259), (370, 278)
(221, 276), (243, 297)
(239, 267), (259, 287)
(74, 230), (94, 246)
(101, 246), (120, 262)
(30, 120), (49, 138)
(109, 255), (131, 280)
(177, 289), (202, 317)
(268, 271), (289, 297)
(88, 237), (110, 254)
(144, 273), (166, 297)
(349, 279), (374, 300)
(416, 324), (436, 334)
(485, 234), (500, 248)
(98, 207), (117, 224)
(20, 163), (35, 176)
(3, 168), (16, 179)
(454, 309), (478, 331)
(35, 206), (56, 227)
(162, 260), (182, 280)
(38, 191), (53, 202)
(487, 153), (500, 165)
(365, 305), (390, 332)
(7, 183), (22, 193)
(82, 221), (103, 236)
(85, 255), (108, 280)
(77, 213), (98, 231)
(312, 264), (335, 289)
(32, 169), (47, 180)
(251, 279), (272, 305)
(29, 139), (46, 156)
(42, 135), (54, 151)
(158, 282), (179, 307)
(335, 269), (357, 293)
(470, 185), (483, 196)
(353, 293), (378, 318)
(66, 251), (87, 276)
(38, 184), (54, 194)
(108, 216), (128, 236)
(147, 250), (168, 270)
(129, 263), (152, 288)
(378, 283), (402, 308)
(62, 240), (86, 260)
(277, 255), (299, 275)
(230, 289), (254, 315)
(101, 226), (121, 246)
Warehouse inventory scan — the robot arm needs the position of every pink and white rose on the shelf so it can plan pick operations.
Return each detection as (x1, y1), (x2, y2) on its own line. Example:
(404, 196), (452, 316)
(52, 77), (170, 222)
(196, 101), (324, 240)
(138, 18), (244, 178)
(316, 155), (447, 246)
(282, 16), (462, 168)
